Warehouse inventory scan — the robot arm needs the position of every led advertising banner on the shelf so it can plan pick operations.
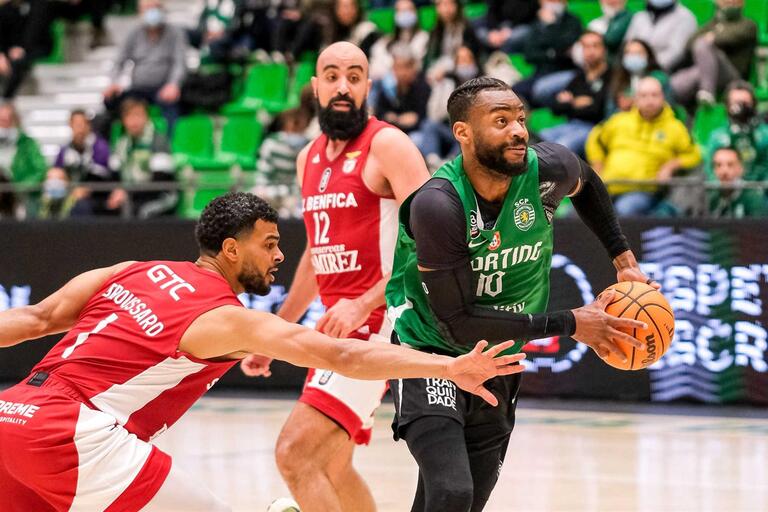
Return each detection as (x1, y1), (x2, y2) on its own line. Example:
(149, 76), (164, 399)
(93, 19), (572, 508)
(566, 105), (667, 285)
(0, 219), (766, 404)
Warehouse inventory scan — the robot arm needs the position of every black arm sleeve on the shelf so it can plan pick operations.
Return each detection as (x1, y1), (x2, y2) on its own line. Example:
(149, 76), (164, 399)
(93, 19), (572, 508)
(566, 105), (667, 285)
(570, 158), (631, 259)
(409, 182), (576, 348)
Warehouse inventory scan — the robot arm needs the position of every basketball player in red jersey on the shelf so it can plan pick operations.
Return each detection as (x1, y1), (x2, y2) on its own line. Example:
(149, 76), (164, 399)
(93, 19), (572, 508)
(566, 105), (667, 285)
(240, 42), (431, 511)
(0, 193), (524, 511)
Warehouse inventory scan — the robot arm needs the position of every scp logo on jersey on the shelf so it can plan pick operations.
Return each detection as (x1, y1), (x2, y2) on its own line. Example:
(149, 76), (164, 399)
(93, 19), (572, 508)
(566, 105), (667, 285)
(514, 198), (535, 231)
(319, 167), (332, 192)
(147, 265), (196, 301)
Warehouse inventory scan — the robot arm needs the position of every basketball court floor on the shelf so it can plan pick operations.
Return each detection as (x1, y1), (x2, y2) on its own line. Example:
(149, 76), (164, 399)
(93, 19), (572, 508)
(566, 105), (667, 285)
(152, 394), (768, 512)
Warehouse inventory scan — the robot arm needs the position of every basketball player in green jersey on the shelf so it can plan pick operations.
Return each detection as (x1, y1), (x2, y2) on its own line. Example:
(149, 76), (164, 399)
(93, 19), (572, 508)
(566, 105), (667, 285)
(385, 77), (659, 512)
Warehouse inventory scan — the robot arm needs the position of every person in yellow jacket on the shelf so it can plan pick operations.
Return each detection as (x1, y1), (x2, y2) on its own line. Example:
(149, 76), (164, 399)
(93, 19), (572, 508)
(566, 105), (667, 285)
(586, 76), (701, 215)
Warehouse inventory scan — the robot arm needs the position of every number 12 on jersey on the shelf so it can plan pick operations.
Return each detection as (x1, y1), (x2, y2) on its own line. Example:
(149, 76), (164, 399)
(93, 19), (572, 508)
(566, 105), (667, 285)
(313, 211), (331, 245)
(62, 313), (119, 359)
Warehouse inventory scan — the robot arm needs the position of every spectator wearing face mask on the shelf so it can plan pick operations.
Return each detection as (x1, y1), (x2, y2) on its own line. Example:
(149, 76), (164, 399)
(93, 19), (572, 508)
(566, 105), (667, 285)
(511, 0), (583, 109)
(540, 31), (611, 155)
(369, 0), (429, 81)
(705, 80), (768, 183)
(474, 0), (538, 55)
(424, 0), (482, 84)
(623, 0), (697, 72)
(670, 0), (757, 108)
(0, 101), (46, 218)
(707, 147), (767, 218)
(102, 0), (188, 134)
(374, 43), (431, 136)
(587, 0), (634, 58)
(607, 38), (669, 114)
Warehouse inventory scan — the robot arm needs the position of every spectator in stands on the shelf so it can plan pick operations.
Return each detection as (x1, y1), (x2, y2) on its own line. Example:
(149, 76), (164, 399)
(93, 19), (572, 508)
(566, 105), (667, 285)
(374, 43), (430, 136)
(225, 0), (274, 59)
(540, 31), (610, 155)
(108, 98), (177, 219)
(587, 0), (633, 58)
(290, 0), (380, 59)
(44, 109), (114, 217)
(369, 0), (429, 81)
(511, 0), (583, 109)
(417, 44), (481, 170)
(585, 76), (701, 216)
(272, 0), (307, 57)
(670, 0), (757, 108)
(0, 101), (46, 217)
(623, 0), (697, 73)
(37, 0), (114, 48)
(103, 0), (187, 133)
(705, 80), (768, 182)
(0, 0), (33, 99)
(607, 38), (668, 114)
(257, 107), (311, 189)
(708, 147), (767, 218)
(424, 0), (482, 83)
(474, 0), (538, 55)
(187, 0), (237, 63)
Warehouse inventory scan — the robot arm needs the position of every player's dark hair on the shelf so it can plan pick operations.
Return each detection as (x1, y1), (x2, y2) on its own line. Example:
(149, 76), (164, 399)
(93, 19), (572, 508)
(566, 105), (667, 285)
(447, 77), (513, 125)
(196, 193), (279, 255)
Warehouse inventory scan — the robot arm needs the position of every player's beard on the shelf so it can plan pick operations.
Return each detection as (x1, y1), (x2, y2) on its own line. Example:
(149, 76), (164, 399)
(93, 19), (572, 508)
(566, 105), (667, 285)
(317, 95), (368, 141)
(474, 134), (528, 178)
(238, 261), (271, 296)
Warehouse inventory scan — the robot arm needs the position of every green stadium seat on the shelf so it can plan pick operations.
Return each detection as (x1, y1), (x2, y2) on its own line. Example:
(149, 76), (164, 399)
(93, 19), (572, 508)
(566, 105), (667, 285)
(179, 170), (237, 219)
(172, 115), (233, 170)
(37, 20), (66, 64)
(367, 7), (395, 34)
(527, 108), (567, 134)
(222, 62), (290, 115)
(568, 2), (603, 26)
(681, 0), (715, 26)
(418, 6), (436, 32)
(464, 3), (488, 21)
(508, 54), (535, 79)
(287, 61), (314, 107)
(691, 103), (728, 144)
(219, 116), (263, 170)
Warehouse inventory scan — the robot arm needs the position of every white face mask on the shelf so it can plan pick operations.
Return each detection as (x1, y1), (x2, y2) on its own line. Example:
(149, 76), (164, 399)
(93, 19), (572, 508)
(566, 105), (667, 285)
(647, 0), (675, 9)
(571, 42), (585, 68)
(395, 10), (418, 29)
(143, 7), (165, 27)
(0, 127), (18, 142)
(601, 3), (619, 17)
(545, 2), (566, 16)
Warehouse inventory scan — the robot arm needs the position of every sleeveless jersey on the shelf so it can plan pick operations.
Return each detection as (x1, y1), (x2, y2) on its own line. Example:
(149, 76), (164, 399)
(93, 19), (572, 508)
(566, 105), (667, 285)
(385, 149), (553, 355)
(302, 117), (397, 335)
(31, 261), (244, 441)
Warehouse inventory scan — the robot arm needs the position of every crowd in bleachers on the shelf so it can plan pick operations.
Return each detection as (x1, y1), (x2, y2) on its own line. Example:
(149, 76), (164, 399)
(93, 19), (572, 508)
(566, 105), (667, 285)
(0, 0), (767, 220)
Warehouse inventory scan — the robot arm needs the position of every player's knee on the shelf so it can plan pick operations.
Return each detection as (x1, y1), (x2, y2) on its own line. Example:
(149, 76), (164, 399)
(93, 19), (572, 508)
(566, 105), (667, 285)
(427, 477), (473, 512)
(275, 434), (311, 480)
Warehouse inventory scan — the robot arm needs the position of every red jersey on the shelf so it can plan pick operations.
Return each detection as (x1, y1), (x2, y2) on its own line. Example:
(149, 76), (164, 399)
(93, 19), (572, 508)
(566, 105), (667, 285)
(301, 117), (397, 335)
(31, 261), (243, 441)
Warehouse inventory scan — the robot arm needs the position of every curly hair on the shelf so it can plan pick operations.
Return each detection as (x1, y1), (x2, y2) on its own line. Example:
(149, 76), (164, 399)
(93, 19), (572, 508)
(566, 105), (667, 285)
(195, 193), (279, 255)
(447, 76), (513, 125)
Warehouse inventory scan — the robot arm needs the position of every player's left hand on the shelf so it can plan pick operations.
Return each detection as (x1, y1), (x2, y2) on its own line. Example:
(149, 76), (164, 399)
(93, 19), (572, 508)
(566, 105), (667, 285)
(315, 297), (370, 338)
(240, 354), (273, 377)
(447, 340), (526, 407)
(617, 267), (661, 290)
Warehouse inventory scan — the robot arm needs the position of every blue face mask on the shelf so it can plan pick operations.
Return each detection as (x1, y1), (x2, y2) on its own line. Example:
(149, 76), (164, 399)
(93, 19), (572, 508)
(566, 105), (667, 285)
(623, 54), (648, 74)
(143, 8), (165, 27)
(395, 10), (418, 29)
(647, 0), (675, 9)
(44, 178), (69, 200)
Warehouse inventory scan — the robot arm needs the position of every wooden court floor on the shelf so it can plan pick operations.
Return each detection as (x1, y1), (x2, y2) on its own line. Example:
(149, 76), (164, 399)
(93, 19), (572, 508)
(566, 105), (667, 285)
(152, 395), (768, 512)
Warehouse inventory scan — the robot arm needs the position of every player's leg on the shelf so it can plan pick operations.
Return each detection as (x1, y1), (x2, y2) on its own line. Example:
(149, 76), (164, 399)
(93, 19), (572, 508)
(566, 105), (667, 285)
(275, 402), (354, 512)
(142, 462), (231, 511)
(466, 427), (512, 512)
(402, 416), (474, 512)
(326, 437), (376, 512)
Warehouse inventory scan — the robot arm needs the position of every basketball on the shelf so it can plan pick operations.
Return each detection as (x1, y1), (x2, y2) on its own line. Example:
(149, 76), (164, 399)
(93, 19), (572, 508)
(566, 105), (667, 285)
(597, 281), (675, 371)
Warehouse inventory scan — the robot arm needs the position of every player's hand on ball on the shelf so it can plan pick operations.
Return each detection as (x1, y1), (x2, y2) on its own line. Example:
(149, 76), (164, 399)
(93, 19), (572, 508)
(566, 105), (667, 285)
(240, 354), (273, 378)
(447, 340), (526, 406)
(616, 267), (660, 290)
(571, 290), (647, 361)
(315, 297), (370, 338)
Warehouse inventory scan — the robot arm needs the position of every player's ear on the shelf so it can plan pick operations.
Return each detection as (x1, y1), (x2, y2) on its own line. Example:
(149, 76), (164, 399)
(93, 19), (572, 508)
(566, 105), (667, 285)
(311, 76), (318, 98)
(220, 237), (239, 263)
(453, 121), (471, 146)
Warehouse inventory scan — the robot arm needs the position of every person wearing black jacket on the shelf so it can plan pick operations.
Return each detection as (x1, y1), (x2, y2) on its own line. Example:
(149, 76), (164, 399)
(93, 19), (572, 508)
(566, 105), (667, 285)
(475, 0), (538, 54)
(0, 0), (34, 99)
(540, 30), (610, 155)
(511, 0), (583, 109)
(374, 44), (431, 135)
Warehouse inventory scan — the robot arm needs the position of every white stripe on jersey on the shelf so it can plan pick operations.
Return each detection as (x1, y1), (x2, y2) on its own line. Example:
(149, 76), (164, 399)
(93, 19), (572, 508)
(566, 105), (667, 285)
(90, 356), (206, 425)
(70, 404), (152, 511)
(378, 197), (398, 278)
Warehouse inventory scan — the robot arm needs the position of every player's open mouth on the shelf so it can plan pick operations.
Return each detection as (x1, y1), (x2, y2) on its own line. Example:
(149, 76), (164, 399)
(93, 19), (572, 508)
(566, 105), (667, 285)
(331, 101), (352, 110)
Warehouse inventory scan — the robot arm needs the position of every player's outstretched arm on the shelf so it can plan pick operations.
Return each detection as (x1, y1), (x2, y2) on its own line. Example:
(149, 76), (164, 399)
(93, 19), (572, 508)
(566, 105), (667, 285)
(182, 306), (526, 405)
(0, 261), (135, 348)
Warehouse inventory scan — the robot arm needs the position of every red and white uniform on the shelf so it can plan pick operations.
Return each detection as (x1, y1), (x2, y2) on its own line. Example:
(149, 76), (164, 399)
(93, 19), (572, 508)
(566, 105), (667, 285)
(0, 261), (243, 511)
(300, 117), (397, 444)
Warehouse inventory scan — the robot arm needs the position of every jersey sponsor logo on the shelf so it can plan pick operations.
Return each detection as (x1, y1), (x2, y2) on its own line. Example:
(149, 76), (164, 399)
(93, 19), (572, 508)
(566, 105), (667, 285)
(302, 191), (359, 212)
(102, 283), (165, 337)
(492, 302), (525, 313)
(469, 210), (481, 239)
(310, 247), (362, 275)
(489, 231), (501, 251)
(468, 238), (487, 249)
(424, 378), (456, 410)
(318, 167), (332, 192)
(0, 400), (40, 423)
(146, 264), (196, 301)
(471, 241), (543, 272)
(318, 370), (334, 385)
(514, 198), (536, 231)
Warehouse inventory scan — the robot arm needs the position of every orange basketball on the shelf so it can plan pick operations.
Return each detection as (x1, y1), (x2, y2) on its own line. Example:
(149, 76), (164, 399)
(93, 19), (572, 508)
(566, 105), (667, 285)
(597, 281), (675, 371)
